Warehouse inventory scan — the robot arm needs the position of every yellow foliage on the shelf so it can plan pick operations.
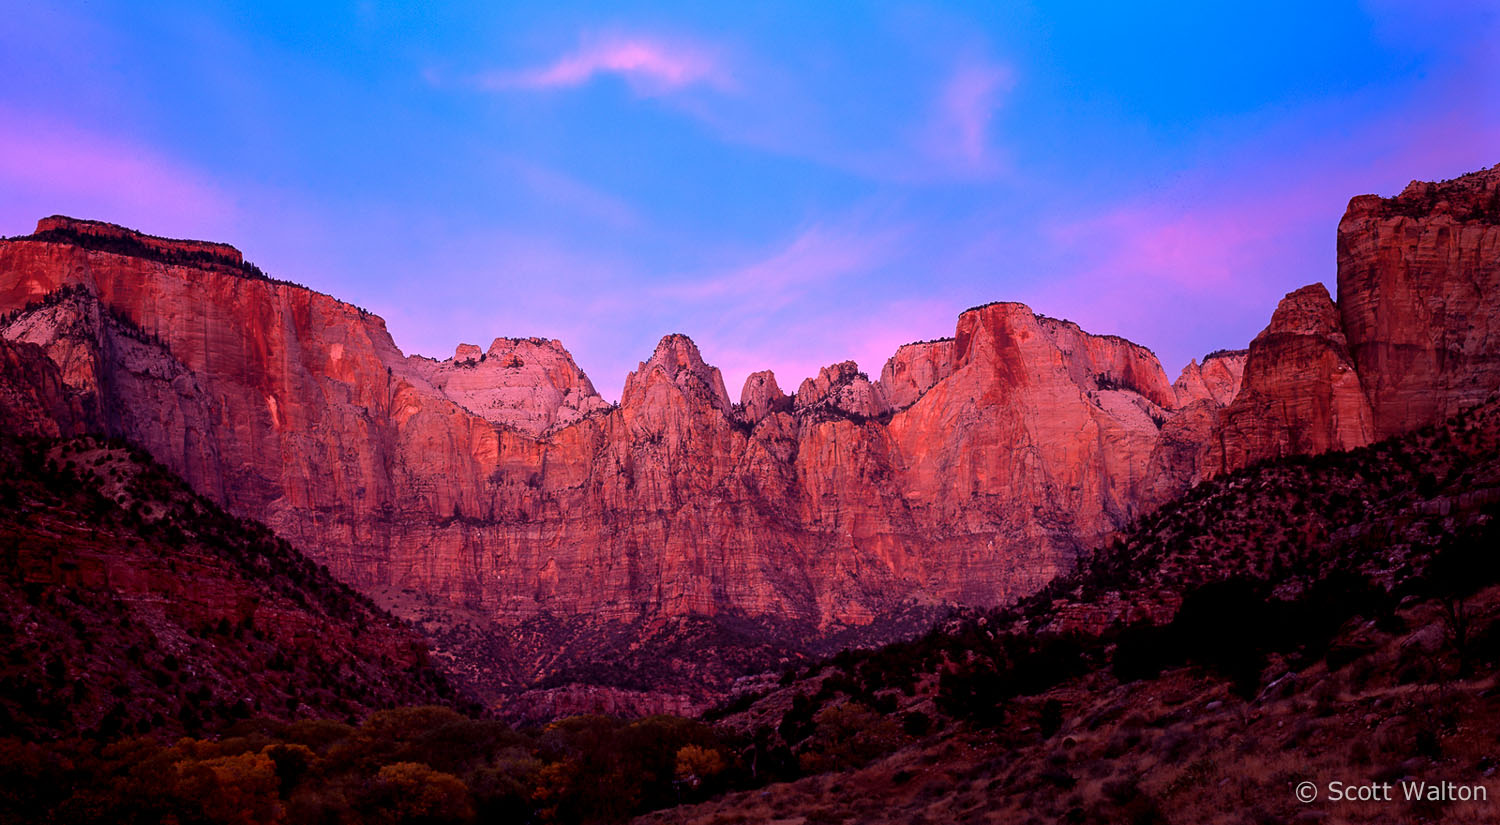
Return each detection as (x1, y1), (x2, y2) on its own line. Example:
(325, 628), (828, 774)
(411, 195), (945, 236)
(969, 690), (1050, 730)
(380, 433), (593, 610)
(372, 761), (473, 823)
(674, 744), (727, 785)
(173, 750), (283, 825)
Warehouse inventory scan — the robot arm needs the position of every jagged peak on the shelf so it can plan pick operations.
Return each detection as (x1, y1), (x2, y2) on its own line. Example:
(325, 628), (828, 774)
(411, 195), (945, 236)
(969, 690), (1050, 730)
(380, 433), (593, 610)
(1258, 283), (1345, 341)
(739, 370), (791, 424)
(642, 333), (707, 370)
(794, 360), (889, 421)
(622, 333), (731, 412)
(740, 369), (784, 403)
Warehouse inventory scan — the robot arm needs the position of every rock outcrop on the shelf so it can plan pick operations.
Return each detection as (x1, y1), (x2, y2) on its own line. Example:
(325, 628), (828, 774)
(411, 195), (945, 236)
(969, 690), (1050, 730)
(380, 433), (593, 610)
(1138, 168), (1500, 497)
(0, 337), (81, 437)
(1134, 349), (1248, 511)
(1173, 349), (1247, 408)
(406, 337), (610, 435)
(877, 339), (956, 410)
(0, 219), (1182, 701)
(1209, 284), (1376, 472)
(3, 164), (1498, 707)
(794, 361), (890, 420)
(1338, 164), (1500, 438)
(738, 370), (790, 424)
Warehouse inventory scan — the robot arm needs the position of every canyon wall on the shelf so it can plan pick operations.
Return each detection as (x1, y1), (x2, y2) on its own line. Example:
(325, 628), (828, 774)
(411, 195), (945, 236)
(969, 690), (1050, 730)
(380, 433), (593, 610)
(2, 164), (1496, 700)
(1338, 169), (1500, 437)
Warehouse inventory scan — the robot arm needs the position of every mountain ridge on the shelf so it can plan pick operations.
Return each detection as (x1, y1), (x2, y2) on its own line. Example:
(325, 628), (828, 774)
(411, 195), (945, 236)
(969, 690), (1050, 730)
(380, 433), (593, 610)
(1, 164), (1497, 710)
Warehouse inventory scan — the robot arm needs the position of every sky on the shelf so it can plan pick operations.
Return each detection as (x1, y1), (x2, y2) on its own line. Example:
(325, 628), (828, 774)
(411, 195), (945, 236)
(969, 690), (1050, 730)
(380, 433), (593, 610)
(2, 2), (1497, 401)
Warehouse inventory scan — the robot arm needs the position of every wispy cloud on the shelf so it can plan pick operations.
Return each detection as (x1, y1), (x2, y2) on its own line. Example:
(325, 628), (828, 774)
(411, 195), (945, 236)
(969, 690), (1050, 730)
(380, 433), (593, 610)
(502, 158), (641, 228)
(463, 26), (1016, 184)
(658, 223), (897, 305)
(0, 108), (233, 237)
(926, 59), (1013, 173)
(481, 35), (729, 95)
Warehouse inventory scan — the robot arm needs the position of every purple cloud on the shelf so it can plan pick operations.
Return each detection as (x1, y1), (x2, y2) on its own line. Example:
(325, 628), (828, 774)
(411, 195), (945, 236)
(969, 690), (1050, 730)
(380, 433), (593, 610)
(482, 35), (730, 95)
(925, 59), (1012, 173)
(0, 107), (233, 238)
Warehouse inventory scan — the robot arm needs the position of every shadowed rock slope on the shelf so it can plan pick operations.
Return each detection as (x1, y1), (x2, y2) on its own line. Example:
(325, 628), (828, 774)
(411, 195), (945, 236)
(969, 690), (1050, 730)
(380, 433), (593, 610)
(642, 394), (1500, 825)
(0, 429), (464, 742)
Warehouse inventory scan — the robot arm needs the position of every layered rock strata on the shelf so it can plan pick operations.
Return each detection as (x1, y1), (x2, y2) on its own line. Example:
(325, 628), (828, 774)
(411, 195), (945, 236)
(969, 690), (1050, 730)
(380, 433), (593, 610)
(1338, 167), (1500, 437)
(1, 165), (1496, 702)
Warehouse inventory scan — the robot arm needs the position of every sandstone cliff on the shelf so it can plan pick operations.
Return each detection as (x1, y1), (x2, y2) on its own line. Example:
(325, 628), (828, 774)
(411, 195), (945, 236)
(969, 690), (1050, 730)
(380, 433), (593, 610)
(2, 164), (1498, 706)
(406, 337), (610, 436)
(877, 339), (956, 411)
(0, 219), (1181, 700)
(1173, 349), (1247, 408)
(1209, 284), (1375, 472)
(1134, 349), (1248, 511)
(1338, 164), (1500, 437)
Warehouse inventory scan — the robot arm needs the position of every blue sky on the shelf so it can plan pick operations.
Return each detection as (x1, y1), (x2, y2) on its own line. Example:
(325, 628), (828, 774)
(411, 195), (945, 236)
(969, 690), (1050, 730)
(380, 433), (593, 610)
(2, 1), (1496, 399)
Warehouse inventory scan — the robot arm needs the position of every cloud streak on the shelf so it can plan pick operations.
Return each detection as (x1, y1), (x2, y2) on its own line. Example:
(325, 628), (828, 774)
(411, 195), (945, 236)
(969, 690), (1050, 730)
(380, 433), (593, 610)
(928, 60), (1012, 172)
(482, 35), (729, 95)
(658, 223), (897, 305)
(0, 107), (233, 238)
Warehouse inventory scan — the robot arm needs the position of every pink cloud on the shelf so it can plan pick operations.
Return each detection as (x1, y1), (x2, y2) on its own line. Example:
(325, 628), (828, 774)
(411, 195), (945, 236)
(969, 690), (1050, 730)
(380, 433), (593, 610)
(928, 60), (1012, 171)
(483, 36), (728, 96)
(0, 107), (232, 237)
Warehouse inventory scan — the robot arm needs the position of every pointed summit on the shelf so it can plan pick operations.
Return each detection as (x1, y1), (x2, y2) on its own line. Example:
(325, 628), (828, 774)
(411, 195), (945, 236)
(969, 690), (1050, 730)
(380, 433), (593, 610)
(621, 333), (731, 413)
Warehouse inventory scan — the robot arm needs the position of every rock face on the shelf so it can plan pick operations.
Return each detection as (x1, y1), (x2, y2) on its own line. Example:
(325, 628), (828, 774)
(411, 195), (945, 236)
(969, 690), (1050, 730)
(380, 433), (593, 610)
(1173, 349), (1247, 407)
(1134, 349), (1248, 511)
(407, 337), (610, 436)
(738, 370), (790, 424)
(2, 166), (1498, 706)
(794, 361), (889, 420)
(0, 219), (1182, 699)
(1138, 167), (1500, 497)
(1209, 284), (1376, 472)
(878, 339), (956, 410)
(1338, 165), (1500, 438)
(0, 337), (81, 438)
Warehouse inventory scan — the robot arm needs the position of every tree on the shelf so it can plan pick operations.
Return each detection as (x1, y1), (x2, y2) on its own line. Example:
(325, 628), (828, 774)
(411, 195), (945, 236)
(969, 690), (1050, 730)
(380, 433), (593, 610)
(796, 702), (907, 774)
(172, 751), (284, 825)
(674, 744), (726, 789)
(362, 762), (473, 825)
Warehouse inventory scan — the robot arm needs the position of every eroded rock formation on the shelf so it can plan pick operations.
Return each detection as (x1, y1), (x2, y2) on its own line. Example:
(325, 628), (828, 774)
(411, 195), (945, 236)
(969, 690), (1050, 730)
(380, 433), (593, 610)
(1209, 283), (1376, 472)
(1338, 166), (1500, 437)
(1, 163), (1496, 705)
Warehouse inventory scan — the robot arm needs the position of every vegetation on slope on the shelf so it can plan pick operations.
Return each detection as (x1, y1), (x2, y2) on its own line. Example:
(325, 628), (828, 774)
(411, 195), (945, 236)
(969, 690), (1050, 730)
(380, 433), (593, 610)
(0, 433), (462, 742)
(653, 399), (1500, 823)
(4, 395), (1500, 823)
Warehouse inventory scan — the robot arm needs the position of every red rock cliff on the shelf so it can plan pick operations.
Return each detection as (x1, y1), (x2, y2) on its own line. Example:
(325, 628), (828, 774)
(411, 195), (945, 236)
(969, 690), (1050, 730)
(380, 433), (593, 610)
(1337, 164), (1500, 437)
(4, 168), (1499, 702)
(1209, 283), (1376, 472)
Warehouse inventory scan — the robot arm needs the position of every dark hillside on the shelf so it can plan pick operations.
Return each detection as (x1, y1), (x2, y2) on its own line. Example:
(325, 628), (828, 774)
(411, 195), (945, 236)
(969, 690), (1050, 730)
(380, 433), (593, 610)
(0, 433), (464, 742)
